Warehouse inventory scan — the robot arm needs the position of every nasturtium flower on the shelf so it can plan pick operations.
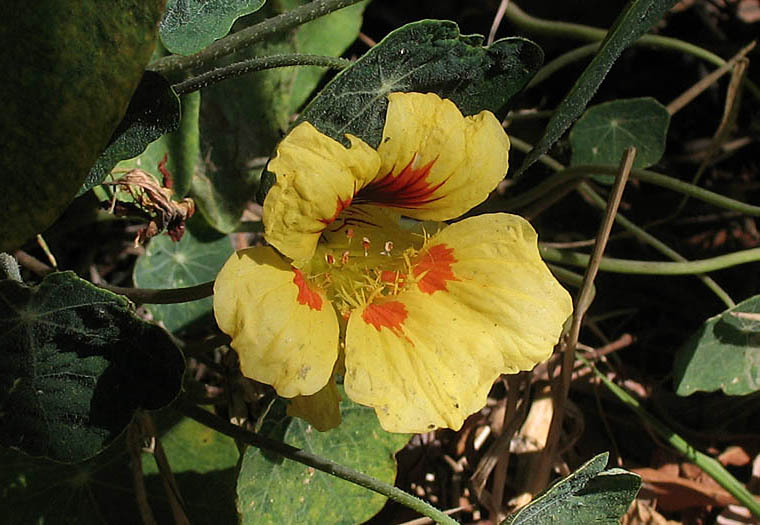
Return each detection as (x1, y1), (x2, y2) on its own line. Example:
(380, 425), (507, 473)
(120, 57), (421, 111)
(214, 92), (572, 433)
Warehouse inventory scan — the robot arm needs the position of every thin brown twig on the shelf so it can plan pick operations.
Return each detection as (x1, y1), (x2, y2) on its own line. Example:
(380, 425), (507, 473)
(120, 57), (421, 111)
(127, 418), (158, 525)
(666, 40), (756, 115)
(526, 147), (636, 498)
(488, 0), (510, 46)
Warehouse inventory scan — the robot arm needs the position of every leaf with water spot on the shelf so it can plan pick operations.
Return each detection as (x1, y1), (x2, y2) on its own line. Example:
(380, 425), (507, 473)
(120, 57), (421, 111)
(570, 97), (670, 175)
(237, 394), (410, 524)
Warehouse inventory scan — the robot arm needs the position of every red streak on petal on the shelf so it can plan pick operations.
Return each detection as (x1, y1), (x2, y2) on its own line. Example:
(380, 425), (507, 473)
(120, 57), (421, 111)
(356, 156), (446, 209)
(413, 244), (458, 294)
(319, 195), (353, 226)
(292, 268), (323, 311)
(362, 301), (407, 334)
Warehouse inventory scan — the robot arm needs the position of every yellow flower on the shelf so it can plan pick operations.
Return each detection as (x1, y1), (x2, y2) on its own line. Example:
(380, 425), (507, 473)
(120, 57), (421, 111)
(214, 92), (572, 434)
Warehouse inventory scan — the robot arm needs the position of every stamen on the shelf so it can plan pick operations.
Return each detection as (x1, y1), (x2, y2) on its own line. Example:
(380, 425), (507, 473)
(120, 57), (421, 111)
(341, 250), (350, 265)
(326, 253), (335, 265)
(362, 237), (371, 256)
(381, 240), (394, 256)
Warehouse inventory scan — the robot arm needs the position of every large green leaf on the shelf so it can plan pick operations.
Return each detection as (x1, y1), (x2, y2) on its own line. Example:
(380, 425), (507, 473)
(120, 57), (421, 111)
(133, 222), (233, 333)
(674, 295), (760, 396)
(160, 0), (266, 55)
(237, 395), (410, 524)
(79, 72), (182, 196)
(141, 413), (240, 524)
(516, 0), (679, 177)
(0, 0), (167, 252)
(0, 272), (184, 462)
(0, 439), (139, 525)
(193, 0), (367, 232)
(502, 453), (641, 524)
(298, 20), (544, 149)
(569, 97), (670, 170)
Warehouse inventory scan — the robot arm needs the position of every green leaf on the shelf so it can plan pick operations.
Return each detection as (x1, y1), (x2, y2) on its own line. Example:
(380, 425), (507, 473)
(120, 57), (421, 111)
(0, 438), (139, 525)
(0, 0), (166, 252)
(0, 272), (184, 462)
(79, 72), (182, 196)
(674, 295), (760, 396)
(193, 0), (367, 232)
(299, 20), (544, 149)
(237, 395), (410, 524)
(287, 0), (369, 113)
(516, 0), (679, 177)
(141, 412), (240, 523)
(133, 222), (233, 333)
(569, 97), (670, 174)
(160, 0), (266, 55)
(502, 453), (641, 525)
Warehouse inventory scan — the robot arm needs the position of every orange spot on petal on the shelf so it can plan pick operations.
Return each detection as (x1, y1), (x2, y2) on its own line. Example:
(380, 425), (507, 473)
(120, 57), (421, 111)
(292, 268), (323, 311)
(362, 301), (407, 334)
(413, 244), (458, 294)
(380, 270), (406, 284)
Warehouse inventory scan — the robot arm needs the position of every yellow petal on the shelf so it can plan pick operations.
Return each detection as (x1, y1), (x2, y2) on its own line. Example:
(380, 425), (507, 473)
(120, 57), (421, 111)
(362, 92), (509, 221)
(344, 213), (572, 433)
(264, 122), (381, 264)
(287, 377), (342, 432)
(213, 246), (340, 398)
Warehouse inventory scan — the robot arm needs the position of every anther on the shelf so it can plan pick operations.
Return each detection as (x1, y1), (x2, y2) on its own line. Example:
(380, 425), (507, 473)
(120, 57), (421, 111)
(346, 228), (355, 242)
(326, 253), (335, 265)
(381, 240), (394, 256)
(341, 250), (350, 265)
(362, 237), (371, 256)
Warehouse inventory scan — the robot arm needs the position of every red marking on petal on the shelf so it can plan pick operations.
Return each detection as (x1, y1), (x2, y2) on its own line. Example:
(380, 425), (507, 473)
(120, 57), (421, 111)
(292, 268), (323, 311)
(413, 244), (458, 294)
(356, 155), (447, 209)
(362, 301), (407, 334)
(319, 195), (353, 226)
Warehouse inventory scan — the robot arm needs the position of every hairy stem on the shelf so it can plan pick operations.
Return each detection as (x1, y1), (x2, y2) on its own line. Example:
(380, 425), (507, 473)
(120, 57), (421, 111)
(176, 400), (458, 525)
(149, 0), (366, 79)
(173, 54), (351, 95)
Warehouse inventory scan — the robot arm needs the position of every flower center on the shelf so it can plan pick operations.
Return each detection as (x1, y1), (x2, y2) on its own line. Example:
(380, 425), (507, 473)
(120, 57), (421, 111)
(301, 206), (432, 318)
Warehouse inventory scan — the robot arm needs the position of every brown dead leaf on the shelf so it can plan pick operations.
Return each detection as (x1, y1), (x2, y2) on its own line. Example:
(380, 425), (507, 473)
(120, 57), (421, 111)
(622, 499), (681, 525)
(633, 466), (739, 511)
(104, 168), (195, 246)
(719, 447), (753, 468)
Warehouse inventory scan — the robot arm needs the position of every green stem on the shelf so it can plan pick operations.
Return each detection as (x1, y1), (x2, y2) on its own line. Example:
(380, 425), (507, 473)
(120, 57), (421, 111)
(578, 355), (760, 519)
(577, 183), (735, 307)
(504, 2), (760, 100)
(176, 400), (458, 525)
(148, 0), (366, 79)
(540, 245), (760, 275)
(102, 281), (214, 304)
(527, 42), (600, 89)
(503, 161), (760, 218)
(173, 54), (351, 95)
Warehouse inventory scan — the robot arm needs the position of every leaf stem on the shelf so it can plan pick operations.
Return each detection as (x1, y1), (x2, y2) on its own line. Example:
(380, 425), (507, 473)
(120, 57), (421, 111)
(102, 281), (214, 304)
(540, 245), (760, 275)
(148, 0), (366, 79)
(175, 399), (459, 525)
(578, 355), (760, 519)
(173, 54), (352, 95)
(504, 2), (760, 100)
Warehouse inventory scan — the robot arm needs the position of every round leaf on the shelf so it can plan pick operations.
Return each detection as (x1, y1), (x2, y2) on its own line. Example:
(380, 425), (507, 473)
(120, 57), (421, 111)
(0, 0), (166, 252)
(133, 223), (233, 333)
(0, 272), (185, 462)
(237, 396), (410, 524)
(674, 294), (760, 396)
(160, 0), (266, 55)
(569, 97), (670, 171)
